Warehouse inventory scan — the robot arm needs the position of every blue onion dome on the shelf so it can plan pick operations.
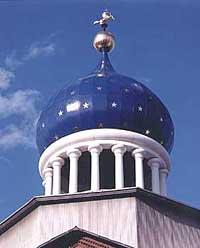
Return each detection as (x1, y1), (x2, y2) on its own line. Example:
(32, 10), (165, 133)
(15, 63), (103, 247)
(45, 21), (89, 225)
(36, 20), (174, 155)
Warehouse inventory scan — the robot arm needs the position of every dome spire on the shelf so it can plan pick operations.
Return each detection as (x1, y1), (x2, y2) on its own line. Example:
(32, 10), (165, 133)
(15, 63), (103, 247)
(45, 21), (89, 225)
(93, 10), (115, 53)
(93, 9), (115, 31)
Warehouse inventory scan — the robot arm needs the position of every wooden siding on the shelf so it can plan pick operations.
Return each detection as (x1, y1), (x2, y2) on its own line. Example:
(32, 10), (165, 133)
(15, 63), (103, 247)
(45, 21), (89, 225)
(136, 199), (200, 248)
(0, 197), (137, 248)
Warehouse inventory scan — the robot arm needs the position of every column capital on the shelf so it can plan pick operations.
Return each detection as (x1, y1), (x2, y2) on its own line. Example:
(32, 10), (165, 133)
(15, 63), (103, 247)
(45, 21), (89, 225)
(160, 168), (169, 175)
(132, 148), (146, 159)
(43, 167), (53, 177)
(42, 180), (46, 187)
(111, 144), (126, 155)
(148, 158), (162, 168)
(67, 148), (81, 158)
(88, 143), (103, 154)
(49, 157), (65, 167)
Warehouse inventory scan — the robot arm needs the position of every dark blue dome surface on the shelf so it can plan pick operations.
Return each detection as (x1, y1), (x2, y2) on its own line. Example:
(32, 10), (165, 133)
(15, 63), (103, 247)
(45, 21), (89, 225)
(36, 53), (174, 154)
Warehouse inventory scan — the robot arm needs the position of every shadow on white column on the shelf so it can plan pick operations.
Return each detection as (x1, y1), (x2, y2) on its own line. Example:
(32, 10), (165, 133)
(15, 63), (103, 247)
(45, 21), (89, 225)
(67, 148), (81, 194)
(88, 144), (103, 192)
(43, 168), (53, 196)
(132, 149), (145, 189)
(148, 158), (161, 194)
(112, 144), (126, 189)
(50, 157), (65, 195)
(160, 168), (168, 196)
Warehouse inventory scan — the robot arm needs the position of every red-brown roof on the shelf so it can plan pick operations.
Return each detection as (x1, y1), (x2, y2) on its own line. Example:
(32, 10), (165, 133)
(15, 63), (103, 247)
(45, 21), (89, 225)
(37, 226), (132, 248)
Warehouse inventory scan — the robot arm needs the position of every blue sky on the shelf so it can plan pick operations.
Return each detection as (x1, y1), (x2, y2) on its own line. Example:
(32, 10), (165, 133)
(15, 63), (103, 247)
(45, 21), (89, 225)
(0, 0), (200, 221)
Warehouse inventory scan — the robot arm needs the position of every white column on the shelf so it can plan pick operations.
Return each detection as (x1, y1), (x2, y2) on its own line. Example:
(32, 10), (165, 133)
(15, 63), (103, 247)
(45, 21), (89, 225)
(160, 168), (168, 196)
(67, 148), (81, 194)
(132, 149), (145, 189)
(88, 144), (103, 191)
(43, 167), (53, 195)
(148, 158), (161, 194)
(50, 157), (65, 195)
(112, 144), (126, 189)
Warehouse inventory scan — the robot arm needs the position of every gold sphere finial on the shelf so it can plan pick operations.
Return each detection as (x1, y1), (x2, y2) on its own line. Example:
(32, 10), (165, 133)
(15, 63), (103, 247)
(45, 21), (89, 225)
(93, 10), (115, 53)
(93, 31), (115, 53)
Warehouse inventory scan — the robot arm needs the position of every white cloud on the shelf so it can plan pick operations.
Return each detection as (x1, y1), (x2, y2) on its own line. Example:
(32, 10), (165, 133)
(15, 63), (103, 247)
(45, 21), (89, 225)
(24, 42), (56, 60)
(0, 36), (55, 150)
(0, 89), (41, 150)
(5, 40), (56, 70)
(0, 125), (35, 149)
(5, 52), (22, 70)
(0, 90), (40, 118)
(0, 67), (15, 90)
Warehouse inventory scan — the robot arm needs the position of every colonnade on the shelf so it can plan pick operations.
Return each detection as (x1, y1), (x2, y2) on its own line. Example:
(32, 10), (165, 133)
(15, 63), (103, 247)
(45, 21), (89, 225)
(42, 145), (168, 197)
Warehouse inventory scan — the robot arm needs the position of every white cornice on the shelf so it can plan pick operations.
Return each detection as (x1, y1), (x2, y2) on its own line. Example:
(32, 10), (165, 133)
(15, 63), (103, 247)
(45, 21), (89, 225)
(39, 129), (170, 177)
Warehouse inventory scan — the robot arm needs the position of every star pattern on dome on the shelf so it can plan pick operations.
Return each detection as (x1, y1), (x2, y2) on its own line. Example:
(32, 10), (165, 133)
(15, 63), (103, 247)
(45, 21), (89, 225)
(98, 122), (104, 128)
(58, 110), (64, 116)
(73, 126), (79, 132)
(97, 73), (103, 77)
(111, 102), (117, 108)
(83, 102), (89, 109)
(124, 88), (129, 93)
(36, 53), (174, 154)
(70, 91), (75, 96)
(145, 130), (150, 135)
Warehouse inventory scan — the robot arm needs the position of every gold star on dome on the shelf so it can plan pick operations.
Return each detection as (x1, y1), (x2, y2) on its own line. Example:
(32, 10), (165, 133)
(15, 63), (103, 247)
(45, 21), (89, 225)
(98, 122), (104, 128)
(124, 88), (129, 93)
(73, 126), (79, 132)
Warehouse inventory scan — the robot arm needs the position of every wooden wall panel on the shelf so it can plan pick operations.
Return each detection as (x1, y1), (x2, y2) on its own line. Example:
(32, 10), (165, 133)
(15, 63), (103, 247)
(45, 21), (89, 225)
(0, 197), (137, 248)
(0, 208), (40, 248)
(137, 199), (200, 248)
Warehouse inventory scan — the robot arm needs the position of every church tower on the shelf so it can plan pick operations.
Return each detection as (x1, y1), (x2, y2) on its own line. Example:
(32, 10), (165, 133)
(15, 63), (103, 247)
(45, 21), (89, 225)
(37, 11), (173, 198)
(1, 11), (200, 248)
